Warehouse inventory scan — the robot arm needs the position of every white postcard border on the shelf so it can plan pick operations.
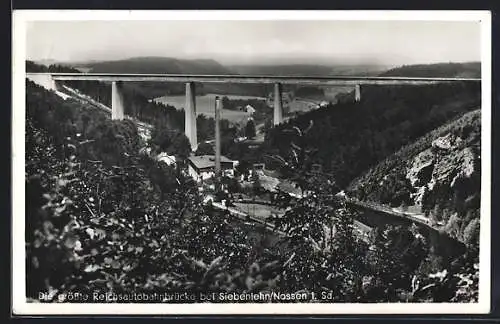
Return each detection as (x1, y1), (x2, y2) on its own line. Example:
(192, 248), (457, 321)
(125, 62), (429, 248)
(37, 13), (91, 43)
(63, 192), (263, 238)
(12, 9), (492, 315)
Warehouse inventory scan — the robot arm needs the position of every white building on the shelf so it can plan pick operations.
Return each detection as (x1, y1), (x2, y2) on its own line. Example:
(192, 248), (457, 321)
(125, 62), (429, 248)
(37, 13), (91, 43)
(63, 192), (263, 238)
(245, 105), (256, 115)
(156, 152), (176, 166)
(187, 155), (238, 182)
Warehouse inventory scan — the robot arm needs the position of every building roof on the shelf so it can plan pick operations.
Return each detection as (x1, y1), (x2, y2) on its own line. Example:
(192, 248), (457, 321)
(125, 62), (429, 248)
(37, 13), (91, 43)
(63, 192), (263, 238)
(188, 155), (235, 170)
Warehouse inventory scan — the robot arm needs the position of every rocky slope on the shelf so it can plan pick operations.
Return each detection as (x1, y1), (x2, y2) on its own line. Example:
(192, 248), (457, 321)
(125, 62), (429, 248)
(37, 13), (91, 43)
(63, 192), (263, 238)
(349, 109), (481, 245)
(407, 130), (479, 208)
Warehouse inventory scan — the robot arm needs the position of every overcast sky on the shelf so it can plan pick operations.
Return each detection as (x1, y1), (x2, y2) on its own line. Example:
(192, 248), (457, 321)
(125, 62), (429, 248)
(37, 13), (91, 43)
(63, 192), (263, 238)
(25, 20), (481, 66)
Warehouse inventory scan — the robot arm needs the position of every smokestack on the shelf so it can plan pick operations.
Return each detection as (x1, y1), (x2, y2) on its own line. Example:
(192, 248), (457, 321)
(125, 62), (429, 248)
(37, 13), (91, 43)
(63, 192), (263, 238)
(214, 96), (221, 181)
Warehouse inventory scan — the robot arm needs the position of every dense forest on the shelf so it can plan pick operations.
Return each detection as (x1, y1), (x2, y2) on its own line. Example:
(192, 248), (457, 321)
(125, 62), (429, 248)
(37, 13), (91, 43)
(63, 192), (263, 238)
(258, 71), (482, 280)
(379, 62), (480, 78)
(228, 63), (389, 76)
(349, 110), (481, 247)
(261, 79), (481, 250)
(262, 82), (480, 188)
(294, 86), (325, 98)
(25, 69), (479, 303)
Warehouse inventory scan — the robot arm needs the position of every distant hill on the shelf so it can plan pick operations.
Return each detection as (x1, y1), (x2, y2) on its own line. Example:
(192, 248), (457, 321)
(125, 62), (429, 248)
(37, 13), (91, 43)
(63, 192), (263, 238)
(30, 58), (480, 98)
(33, 59), (59, 67)
(228, 64), (391, 76)
(379, 62), (481, 78)
(78, 57), (267, 97)
(84, 56), (233, 75)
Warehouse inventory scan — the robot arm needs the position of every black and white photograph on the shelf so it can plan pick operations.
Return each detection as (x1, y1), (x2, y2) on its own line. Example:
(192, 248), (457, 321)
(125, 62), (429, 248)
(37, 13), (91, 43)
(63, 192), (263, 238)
(12, 10), (491, 315)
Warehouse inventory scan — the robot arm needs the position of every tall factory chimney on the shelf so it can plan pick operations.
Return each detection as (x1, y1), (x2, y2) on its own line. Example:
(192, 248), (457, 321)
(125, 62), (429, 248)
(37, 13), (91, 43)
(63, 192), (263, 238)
(214, 96), (222, 184)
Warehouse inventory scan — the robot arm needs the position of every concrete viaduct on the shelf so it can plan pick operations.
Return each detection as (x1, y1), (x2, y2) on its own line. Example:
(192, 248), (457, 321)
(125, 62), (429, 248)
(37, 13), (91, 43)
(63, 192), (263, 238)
(25, 72), (480, 150)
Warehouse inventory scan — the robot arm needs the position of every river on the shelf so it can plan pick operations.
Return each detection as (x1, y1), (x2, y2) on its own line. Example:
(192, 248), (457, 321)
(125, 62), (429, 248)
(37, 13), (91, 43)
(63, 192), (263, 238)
(227, 203), (466, 268)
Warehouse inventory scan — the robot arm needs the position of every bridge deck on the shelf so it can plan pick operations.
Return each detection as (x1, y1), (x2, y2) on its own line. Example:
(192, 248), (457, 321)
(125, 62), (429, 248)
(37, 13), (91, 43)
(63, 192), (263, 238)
(28, 72), (481, 86)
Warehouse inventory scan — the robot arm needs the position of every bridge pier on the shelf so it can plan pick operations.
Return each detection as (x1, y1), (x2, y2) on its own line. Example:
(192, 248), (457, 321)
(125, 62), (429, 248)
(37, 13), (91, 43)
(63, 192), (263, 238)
(214, 96), (222, 182)
(49, 76), (60, 92)
(111, 81), (125, 120)
(355, 84), (361, 102)
(273, 83), (283, 125)
(185, 82), (198, 151)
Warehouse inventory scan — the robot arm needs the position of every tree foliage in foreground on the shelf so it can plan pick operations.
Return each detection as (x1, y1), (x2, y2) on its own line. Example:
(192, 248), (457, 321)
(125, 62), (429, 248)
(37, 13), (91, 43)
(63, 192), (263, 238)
(25, 80), (478, 303)
(26, 80), (282, 301)
(265, 122), (479, 302)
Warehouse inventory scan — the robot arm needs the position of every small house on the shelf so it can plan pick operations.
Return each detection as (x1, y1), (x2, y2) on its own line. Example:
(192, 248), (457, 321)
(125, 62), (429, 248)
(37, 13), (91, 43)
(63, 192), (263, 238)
(156, 152), (176, 166)
(245, 105), (256, 115)
(187, 155), (238, 182)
